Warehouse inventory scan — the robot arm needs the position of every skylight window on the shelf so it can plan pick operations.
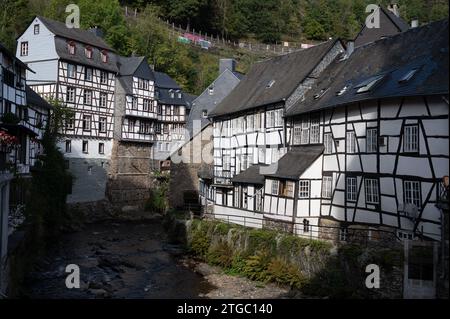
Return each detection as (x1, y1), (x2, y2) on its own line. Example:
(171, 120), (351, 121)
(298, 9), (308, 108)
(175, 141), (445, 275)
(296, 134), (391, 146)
(266, 80), (276, 88)
(314, 88), (329, 100)
(336, 86), (349, 96)
(355, 74), (385, 94)
(398, 69), (418, 83)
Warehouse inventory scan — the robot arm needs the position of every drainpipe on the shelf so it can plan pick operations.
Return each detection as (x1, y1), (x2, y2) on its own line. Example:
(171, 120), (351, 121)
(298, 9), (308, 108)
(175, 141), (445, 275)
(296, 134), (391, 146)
(292, 180), (299, 235)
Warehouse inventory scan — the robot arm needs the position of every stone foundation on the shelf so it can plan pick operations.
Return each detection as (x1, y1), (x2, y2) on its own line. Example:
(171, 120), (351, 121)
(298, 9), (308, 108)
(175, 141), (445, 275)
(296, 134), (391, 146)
(107, 141), (155, 208)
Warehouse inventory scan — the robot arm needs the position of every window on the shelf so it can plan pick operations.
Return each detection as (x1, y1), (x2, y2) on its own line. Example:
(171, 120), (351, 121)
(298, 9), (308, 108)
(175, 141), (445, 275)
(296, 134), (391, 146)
(223, 155), (231, 171)
(233, 186), (241, 208)
(404, 125), (419, 153)
(404, 181), (421, 208)
(34, 24), (40, 34)
(132, 97), (138, 110)
(82, 115), (91, 131)
(209, 86), (214, 95)
(85, 67), (93, 81)
(174, 107), (180, 116)
(293, 124), (301, 145)
(242, 186), (248, 209)
(255, 187), (263, 212)
(266, 79), (275, 88)
(83, 89), (92, 105)
(284, 181), (294, 197)
(100, 93), (107, 108)
(128, 119), (135, 132)
(339, 227), (348, 241)
(170, 91), (175, 99)
(65, 114), (74, 130)
(82, 141), (89, 153)
(322, 176), (333, 198)
(324, 133), (333, 154)
(143, 99), (151, 112)
(68, 42), (76, 55)
(399, 69), (418, 83)
(346, 131), (356, 153)
(178, 92), (182, 99)
(101, 51), (108, 63)
(20, 42), (28, 56)
(310, 115), (320, 143)
(100, 71), (108, 84)
(271, 180), (279, 195)
(2, 68), (14, 87)
(66, 87), (75, 102)
(365, 178), (379, 204)
(67, 64), (76, 78)
(301, 117), (310, 144)
(255, 112), (261, 130)
(266, 111), (275, 128)
(65, 140), (71, 153)
(98, 143), (105, 154)
(99, 117), (107, 133)
(299, 180), (310, 199)
(85, 47), (93, 59)
(303, 219), (310, 233)
(355, 74), (384, 93)
(247, 114), (254, 131)
(366, 128), (378, 153)
(202, 110), (208, 118)
(138, 79), (149, 90)
(346, 177), (357, 202)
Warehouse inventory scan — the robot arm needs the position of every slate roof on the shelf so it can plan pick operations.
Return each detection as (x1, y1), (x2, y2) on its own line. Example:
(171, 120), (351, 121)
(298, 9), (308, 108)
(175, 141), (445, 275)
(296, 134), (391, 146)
(184, 93), (197, 110)
(382, 7), (410, 31)
(117, 56), (146, 76)
(154, 71), (181, 89)
(198, 164), (214, 180)
(37, 16), (112, 50)
(117, 56), (155, 94)
(54, 37), (119, 73)
(186, 69), (241, 136)
(232, 164), (269, 185)
(26, 86), (52, 110)
(209, 39), (339, 118)
(263, 145), (324, 180)
(286, 19), (449, 117)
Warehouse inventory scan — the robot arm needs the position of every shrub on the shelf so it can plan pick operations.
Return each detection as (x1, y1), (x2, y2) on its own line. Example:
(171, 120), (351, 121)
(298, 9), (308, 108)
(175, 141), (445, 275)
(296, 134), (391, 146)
(266, 257), (306, 288)
(242, 251), (271, 282)
(207, 241), (233, 268)
(190, 222), (211, 257)
(247, 229), (278, 254)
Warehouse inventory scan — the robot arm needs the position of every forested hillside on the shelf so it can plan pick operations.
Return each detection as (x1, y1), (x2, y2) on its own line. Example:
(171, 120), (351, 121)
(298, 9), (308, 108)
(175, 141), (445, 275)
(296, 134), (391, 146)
(1, 0), (448, 94)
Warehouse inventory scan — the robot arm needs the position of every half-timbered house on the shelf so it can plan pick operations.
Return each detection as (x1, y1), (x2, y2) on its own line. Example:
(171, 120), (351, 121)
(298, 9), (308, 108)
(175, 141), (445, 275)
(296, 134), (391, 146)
(153, 71), (188, 162)
(17, 16), (118, 203)
(208, 40), (345, 227)
(284, 19), (449, 242)
(1, 42), (50, 295)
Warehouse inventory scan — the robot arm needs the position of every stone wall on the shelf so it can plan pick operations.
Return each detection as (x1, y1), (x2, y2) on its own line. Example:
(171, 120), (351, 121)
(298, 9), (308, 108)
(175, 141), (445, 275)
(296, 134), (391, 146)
(107, 141), (154, 208)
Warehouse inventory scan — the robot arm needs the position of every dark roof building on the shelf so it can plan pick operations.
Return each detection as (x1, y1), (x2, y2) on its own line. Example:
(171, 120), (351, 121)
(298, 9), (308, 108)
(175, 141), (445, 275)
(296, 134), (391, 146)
(286, 19), (449, 117)
(117, 56), (155, 94)
(26, 85), (52, 110)
(154, 71), (187, 106)
(209, 40), (341, 118)
(186, 59), (242, 136)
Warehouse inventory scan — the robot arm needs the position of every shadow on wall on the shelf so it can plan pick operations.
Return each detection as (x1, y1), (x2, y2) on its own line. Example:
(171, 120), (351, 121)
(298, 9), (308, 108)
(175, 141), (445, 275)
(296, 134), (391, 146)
(169, 161), (201, 210)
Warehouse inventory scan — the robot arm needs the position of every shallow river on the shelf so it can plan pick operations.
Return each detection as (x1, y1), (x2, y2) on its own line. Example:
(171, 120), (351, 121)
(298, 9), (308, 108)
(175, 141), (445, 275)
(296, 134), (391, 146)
(22, 218), (213, 299)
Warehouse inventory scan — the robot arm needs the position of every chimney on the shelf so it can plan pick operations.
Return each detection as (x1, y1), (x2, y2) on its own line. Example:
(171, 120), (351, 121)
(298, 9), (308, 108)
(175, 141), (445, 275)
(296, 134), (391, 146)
(411, 19), (419, 28)
(346, 41), (355, 57)
(89, 26), (104, 38)
(387, 4), (400, 17)
(219, 59), (236, 74)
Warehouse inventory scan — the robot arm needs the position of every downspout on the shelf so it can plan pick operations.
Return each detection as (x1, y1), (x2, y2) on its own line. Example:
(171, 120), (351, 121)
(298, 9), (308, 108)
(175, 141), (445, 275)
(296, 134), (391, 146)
(292, 180), (299, 234)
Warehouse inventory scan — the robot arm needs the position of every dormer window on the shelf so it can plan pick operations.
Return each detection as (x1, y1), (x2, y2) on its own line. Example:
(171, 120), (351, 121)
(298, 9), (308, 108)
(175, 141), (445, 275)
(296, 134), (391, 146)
(266, 79), (276, 88)
(169, 90), (175, 99)
(101, 50), (108, 63)
(355, 74), (385, 94)
(34, 24), (40, 35)
(399, 69), (418, 83)
(68, 41), (76, 55)
(202, 110), (208, 118)
(178, 92), (182, 99)
(85, 46), (93, 59)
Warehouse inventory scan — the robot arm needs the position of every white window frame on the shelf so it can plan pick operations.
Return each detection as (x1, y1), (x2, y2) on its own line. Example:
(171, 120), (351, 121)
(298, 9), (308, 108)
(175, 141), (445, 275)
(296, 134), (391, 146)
(20, 42), (28, 56)
(301, 117), (310, 144)
(404, 180), (421, 209)
(346, 177), (357, 202)
(99, 117), (107, 133)
(100, 93), (107, 108)
(85, 67), (93, 81)
(322, 176), (333, 198)
(366, 128), (378, 153)
(339, 227), (348, 241)
(293, 123), (302, 145)
(285, 181), (294, 198)
(83, 89), (92, 105)
(82, 115), (92, 131)
(65, 140), (71, 153)
(404, 125), (419, 153)
(98, 143), (105, 155)
(34, 24), (40, 35)
(271, 180), (279, 196)
(299, 180), (310, 199)
(100, 71), (108, 84)
(346, 131), (356, 153)
(66, 87), (75, 102)
(310, 115), (320, 143)
(365, 178), (379, 204)
(82, 140), (89, 153)
(67, 64), (76, 78)
(324, 133), (333, 154)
